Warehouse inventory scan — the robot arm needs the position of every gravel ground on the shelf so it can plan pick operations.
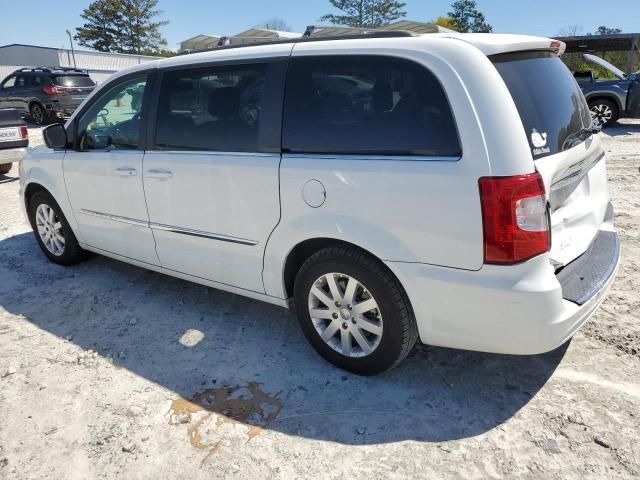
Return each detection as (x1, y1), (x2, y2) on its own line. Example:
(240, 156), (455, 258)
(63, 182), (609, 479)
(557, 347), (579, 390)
(0, 121), (639, 479)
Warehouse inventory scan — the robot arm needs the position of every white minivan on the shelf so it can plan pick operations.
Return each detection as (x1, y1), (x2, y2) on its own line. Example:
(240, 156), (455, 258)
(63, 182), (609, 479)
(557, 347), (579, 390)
(20, 32), (619, 374)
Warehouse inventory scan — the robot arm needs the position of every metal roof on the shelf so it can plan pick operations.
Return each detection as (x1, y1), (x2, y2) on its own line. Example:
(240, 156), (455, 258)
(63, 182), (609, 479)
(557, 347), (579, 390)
(555, 33), (640, 53)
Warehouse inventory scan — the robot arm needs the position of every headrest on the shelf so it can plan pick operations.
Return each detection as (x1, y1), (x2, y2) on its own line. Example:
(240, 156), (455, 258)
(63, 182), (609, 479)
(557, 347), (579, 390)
(208, 87), (239, 118)
(373, 81), (393, 113)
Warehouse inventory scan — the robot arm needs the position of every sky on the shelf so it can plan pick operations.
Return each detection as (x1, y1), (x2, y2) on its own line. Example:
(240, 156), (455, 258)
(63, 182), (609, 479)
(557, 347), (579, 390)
(0, 0), (638, 51)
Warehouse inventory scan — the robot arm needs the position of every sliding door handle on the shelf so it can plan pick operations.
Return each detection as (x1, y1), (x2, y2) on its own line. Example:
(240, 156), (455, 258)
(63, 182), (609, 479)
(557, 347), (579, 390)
(114, 167), (137, 176)
(146, 168), (173, 179)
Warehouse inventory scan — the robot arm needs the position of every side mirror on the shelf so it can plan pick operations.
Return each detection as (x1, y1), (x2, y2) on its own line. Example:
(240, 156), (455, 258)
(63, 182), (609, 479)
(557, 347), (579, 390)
(628, 73), (639, 82)
(43, 123), (67, 149)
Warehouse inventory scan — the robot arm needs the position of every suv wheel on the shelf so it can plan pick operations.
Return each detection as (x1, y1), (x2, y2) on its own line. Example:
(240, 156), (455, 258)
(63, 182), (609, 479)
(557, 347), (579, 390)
(293, 245), (418, 375)
(29, 103), (47, 125)
(589, 99), (618, 126)
(28, 191), (85, 265)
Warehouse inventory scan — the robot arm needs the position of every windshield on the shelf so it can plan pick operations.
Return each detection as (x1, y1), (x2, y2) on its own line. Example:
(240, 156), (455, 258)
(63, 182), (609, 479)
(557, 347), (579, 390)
(492, 51), (592, 159)
(53, 75), (95, 87)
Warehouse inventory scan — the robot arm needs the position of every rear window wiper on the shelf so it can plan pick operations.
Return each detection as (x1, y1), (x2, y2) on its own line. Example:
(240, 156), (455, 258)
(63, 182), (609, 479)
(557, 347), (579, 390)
(562, 124), (602, 151)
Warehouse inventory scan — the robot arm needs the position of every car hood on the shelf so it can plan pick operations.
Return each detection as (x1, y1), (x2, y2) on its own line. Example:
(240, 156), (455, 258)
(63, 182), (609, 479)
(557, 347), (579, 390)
(583, 54), (626, 80)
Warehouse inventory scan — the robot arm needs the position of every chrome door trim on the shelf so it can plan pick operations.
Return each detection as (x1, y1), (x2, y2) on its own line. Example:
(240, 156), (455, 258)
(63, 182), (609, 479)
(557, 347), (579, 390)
(79, 209), (149, 227)
(283, 153), (461, 162)
(150, 222), (258, 246)
(145, 150), (280, 158)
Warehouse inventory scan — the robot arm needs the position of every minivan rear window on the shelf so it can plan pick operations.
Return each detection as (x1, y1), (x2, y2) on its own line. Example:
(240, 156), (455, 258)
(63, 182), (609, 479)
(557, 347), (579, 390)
(492, 51), (592, 159)
(53, 75), (95, 87)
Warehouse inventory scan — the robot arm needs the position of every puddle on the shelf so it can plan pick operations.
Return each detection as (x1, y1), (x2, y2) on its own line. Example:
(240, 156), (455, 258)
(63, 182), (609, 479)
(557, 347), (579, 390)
(167, 382), (283, 463)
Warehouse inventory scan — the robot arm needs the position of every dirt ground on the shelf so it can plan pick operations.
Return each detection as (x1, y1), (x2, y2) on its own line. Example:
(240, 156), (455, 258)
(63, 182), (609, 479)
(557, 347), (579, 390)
(0, 121), (639, 480)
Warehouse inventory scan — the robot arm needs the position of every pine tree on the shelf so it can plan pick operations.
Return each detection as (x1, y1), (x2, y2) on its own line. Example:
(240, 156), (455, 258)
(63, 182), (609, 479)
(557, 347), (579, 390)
(321, 0), (407, 28)
(448, 0), (492, 33)
(75, 0), (169, 54)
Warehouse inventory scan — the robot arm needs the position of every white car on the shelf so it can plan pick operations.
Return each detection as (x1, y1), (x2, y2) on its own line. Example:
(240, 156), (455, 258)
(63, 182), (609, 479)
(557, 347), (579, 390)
(20, 32), (619, 374)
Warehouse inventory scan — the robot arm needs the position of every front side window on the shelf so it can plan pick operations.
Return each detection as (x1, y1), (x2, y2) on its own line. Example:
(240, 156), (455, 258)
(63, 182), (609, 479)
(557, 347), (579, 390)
(15, 76), (27, 88)
(2, 76), (16, 89)
(282, 55), (461, 157)
(155, 64), (268, 152)
(76, 76), (147, 150)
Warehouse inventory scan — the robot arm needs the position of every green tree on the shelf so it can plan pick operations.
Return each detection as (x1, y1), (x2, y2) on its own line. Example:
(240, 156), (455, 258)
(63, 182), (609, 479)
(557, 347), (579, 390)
(320, 0), (407, 28)
(430, 16), (457, 31)
(448, 0), (492, 33)
(75, 0), (169, 54)
(591, 26), (622, 36)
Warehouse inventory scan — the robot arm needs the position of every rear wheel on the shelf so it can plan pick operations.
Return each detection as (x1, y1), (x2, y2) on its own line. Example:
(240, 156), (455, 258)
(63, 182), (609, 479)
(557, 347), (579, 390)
(29, 103), (47, 125)
(0, 163), (11, 175)
(589, 99), (618, 126)
(293, 245), (418, 375)
(28, 191), (85, 265)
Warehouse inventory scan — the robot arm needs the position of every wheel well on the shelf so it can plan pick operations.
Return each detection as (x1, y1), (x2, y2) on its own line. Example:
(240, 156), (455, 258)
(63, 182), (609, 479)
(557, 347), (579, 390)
(282, 238), (386, 299)
(28, 101), (43, 112)
(587, 95), (621, 113)
(24, 183), (49, 211)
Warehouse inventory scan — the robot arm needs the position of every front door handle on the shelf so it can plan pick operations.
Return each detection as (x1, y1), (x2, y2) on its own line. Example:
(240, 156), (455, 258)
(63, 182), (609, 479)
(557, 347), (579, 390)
(147, 168), (173, 179)
(114, 167), (137, 176)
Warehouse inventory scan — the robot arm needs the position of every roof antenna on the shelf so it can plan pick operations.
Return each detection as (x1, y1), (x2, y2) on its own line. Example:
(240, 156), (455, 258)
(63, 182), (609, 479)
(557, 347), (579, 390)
(303, 25), (316, 37)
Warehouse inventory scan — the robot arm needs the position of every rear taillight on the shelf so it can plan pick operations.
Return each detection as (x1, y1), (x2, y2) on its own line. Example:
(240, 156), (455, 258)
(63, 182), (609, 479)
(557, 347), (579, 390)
(479, 173), (550, 265)
(19, 126), (28, 139)
(42, 86), (65, 95)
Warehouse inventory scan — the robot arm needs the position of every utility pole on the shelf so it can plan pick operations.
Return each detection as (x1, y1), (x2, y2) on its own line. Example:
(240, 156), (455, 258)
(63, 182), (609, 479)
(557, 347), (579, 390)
(65, 30), (77, 68)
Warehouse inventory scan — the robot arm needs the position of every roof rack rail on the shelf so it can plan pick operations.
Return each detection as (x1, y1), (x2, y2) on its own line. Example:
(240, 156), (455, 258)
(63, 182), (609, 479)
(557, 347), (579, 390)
(178, 27), (416, 55)
(14, 66), (88, 74)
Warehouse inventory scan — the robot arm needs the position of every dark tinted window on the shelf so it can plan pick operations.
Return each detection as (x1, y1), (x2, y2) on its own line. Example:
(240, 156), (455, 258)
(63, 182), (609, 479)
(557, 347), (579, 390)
(31, 75), (44, 87)
(15, 76), (27, 88)
(155, 64), (268, 152)
(492, 51), (592, 158)
(53, 75), (95, 87)
(282, 55), (461, 156)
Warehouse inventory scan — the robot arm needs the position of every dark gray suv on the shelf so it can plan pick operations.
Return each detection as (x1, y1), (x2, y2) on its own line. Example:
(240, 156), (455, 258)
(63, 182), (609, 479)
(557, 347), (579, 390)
(0, 67), (96, 125)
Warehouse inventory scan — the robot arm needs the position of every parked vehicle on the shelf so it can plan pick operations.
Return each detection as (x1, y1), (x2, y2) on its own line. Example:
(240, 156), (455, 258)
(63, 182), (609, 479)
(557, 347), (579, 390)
(0, 67), (96, 125)
(0, 109), (28, 174)
(574, 53), (640, 125)
(20, 32), (619, 374)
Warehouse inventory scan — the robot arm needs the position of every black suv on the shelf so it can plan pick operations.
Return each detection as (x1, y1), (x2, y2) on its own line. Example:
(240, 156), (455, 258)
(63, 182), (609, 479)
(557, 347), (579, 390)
(0, 67), (96, 125)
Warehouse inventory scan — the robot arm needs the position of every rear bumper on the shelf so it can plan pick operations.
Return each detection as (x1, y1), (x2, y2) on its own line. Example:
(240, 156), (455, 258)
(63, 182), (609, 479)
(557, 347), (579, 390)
(386, 228), (620, 355)
(0, 147), (27, 164)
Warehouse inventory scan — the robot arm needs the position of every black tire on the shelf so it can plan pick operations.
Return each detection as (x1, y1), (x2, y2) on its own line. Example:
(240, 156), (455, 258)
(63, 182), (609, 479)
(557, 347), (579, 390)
(0, 163), (11, 175)
(293, 245), (418, 375)
(29, 103), (48, 126)
(588, 99), (619, 126)
(28, 190), (86, 266)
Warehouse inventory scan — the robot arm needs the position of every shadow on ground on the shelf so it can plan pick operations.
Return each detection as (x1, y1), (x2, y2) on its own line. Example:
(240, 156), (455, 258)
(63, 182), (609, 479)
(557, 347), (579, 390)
(0, 231), (567, 445)
(603, 120), (640, 137)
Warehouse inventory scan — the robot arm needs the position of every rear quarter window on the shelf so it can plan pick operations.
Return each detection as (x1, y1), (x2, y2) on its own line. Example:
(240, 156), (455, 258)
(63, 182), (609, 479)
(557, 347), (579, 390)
(282, 55), (461, 157)
(491, 51), (592, 158)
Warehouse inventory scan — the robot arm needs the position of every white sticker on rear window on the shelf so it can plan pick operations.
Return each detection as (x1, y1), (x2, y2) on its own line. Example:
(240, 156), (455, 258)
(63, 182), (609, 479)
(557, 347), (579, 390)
(531, 129), (550, 156)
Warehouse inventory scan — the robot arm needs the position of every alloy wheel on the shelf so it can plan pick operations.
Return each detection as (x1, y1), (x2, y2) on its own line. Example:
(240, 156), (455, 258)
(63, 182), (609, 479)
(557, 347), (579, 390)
(35, 204), (65, 256)
(590, 104), (613, 124)
(308, 272), (383, 357)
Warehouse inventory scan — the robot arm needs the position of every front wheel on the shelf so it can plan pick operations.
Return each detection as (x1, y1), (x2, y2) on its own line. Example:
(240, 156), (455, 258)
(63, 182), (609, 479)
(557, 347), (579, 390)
(589, 99), (618, 126)
(28, 191), (86, 265)
(293, 245), (418, 375)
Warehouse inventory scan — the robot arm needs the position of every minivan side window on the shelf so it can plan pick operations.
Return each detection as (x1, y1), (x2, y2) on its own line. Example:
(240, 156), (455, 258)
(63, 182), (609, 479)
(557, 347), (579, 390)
(76, 76), (147, 151)
(283, 55), (461, 157)
(154, 64), (268, 152)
